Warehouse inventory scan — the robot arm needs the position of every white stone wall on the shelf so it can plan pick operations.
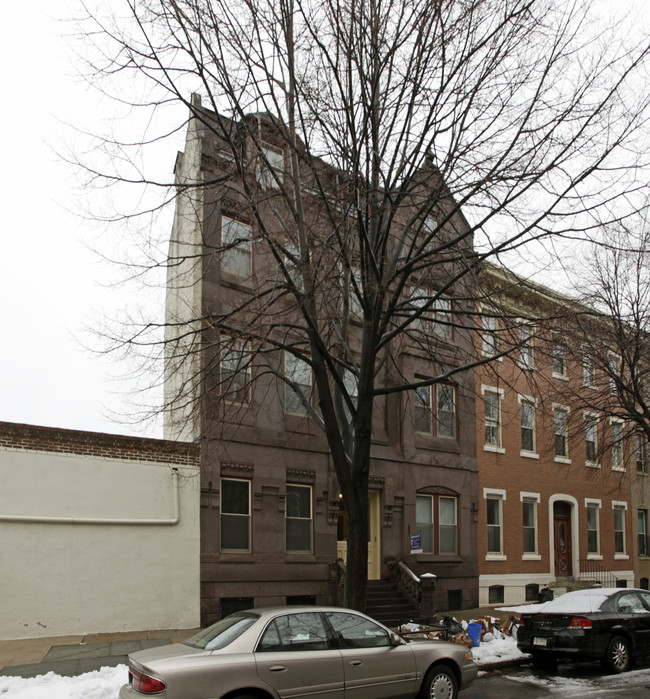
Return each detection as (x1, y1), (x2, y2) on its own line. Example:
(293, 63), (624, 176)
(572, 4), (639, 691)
(0, 447), (200, 640)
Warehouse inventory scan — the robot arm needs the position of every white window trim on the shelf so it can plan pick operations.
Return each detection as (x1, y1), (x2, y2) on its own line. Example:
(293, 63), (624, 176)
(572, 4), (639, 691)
(610, 417), (626, 472)
(517, 321), (535, 370)
(613, 501), (628, 559)
(553, 403), (571, 464)
(584, 411), (600, 468)
(480, 306), (502, 361)
(521, 494), (540, 557)
(482, 385), (505, 453)
(551, 340), (568, 380)
(518, 394), (538, 457)
(585, 499), (602, 559)
(582, 349), (597, 389)
(484, 489), (506, 560)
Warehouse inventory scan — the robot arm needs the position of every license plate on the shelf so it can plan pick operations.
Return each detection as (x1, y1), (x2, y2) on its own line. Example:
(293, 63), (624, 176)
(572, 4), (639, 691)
(533, 637), (548, 647)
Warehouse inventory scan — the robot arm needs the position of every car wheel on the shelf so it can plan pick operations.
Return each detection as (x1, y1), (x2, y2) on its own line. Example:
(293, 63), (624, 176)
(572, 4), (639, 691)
(421, 663), (458, 699)
(602, 635), (630, 673)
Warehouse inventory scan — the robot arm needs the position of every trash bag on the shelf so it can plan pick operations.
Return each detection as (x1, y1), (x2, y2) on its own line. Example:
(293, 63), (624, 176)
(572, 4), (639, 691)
(440, 615), (463, 635)
(538, 586), (554, 603)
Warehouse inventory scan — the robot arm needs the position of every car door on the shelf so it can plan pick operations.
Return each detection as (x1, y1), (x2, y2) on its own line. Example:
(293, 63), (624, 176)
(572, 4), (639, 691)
(324, 611), (417, 699)
(255, 611), (345, 698)
(614, 592), (650, 654)
(633, 591), (650, 653)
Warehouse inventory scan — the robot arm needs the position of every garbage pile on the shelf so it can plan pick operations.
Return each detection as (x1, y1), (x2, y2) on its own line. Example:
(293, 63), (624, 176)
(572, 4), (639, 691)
(395, 614), (519, 648)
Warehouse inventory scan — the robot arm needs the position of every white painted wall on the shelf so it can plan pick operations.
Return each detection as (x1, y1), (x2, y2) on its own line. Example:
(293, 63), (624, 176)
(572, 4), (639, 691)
(0, 447), (200, 640)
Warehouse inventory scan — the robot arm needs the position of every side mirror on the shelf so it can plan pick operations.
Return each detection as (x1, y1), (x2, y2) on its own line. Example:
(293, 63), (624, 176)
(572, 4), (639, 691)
(390, 632), (403, 646)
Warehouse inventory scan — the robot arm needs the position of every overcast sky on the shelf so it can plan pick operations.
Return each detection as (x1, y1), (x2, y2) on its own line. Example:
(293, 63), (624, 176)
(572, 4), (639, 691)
(0, 0), (647, 439)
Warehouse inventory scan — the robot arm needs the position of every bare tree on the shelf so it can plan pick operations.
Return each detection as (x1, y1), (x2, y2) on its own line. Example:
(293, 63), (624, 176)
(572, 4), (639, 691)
(78, 0), (650, 611)
(556, 222), (650, 461)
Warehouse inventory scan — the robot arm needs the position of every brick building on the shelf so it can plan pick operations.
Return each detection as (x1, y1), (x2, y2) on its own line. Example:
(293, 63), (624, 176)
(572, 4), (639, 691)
(475, 266), (640, 606)
(164, 97), (480, 625)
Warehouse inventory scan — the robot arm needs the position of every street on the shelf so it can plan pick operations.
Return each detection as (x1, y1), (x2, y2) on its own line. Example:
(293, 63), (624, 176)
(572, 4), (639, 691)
(465, 660), (650, 697)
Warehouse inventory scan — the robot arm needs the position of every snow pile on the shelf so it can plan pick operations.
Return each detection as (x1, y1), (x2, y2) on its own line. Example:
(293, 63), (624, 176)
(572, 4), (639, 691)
(0, 664), (125, 698)
(471, 634), (527, 665)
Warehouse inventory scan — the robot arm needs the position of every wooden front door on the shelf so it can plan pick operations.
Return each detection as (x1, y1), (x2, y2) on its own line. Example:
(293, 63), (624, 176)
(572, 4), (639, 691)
(553, 502), (573, 577)
(336, 491), (381, 580)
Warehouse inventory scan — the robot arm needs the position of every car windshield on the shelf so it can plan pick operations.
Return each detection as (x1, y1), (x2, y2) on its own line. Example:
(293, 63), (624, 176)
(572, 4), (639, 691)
(183, 612), (259, 650)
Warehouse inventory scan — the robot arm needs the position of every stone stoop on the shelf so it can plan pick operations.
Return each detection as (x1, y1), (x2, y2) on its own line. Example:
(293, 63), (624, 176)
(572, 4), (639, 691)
(364, 579), (427, 628)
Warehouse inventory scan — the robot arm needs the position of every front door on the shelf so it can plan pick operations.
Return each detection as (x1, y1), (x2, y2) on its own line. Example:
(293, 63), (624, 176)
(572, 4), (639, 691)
(553, 502), (573, 577)
(336, 491), (381, 580)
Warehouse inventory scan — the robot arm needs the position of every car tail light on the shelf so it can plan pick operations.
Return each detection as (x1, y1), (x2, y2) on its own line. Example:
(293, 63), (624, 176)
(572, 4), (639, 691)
(519, 616), (525, 626)
(129, 661), (166, 694)
(568, 616), (593, 629)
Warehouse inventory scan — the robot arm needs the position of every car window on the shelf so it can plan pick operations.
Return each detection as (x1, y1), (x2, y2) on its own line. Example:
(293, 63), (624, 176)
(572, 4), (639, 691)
(617, 593), (646, 614)
(636, 592), (650, 612)
(257, 612), (330, 652)
(183, 612), (259, 650)
(325, 612), (392, 648)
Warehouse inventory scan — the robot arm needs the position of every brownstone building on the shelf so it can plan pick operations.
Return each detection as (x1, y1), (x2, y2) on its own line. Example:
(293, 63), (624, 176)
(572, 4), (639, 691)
(164, 98), (480, 625)
(475, 266), (641, 606)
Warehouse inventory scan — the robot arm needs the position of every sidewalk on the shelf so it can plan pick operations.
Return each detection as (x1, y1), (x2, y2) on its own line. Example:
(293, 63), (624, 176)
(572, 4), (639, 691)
(0, 606), (523, 679)
(0, 628), (200, 679)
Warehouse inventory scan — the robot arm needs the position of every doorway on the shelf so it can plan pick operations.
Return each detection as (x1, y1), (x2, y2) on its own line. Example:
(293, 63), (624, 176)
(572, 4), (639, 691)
(337, 490), (381, 580)
(553, 501), (573, 577)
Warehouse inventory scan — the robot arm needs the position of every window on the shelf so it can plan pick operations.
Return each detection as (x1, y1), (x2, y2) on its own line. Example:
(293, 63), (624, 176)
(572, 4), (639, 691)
(489, 585), (504, 604)
(520, 398), (536, 454)
(349, 267), (363, 317)
(416, 494), (458, 555)
(584, 414), (598, 465)
(525, 584), (539, 602)
(258, 142), (284, 189)
(414, 386), (433, 435)
(325, 612), (391, 648)
(286, 485), (312, 553)
(486, 495), (503, 554)
(483, 388), (502, 449)
(552, 342), (567, 378)
(285, 353), (311, 416)
(638, 509), (648, 557)
(614, 504), (627, 555)
(636, 433), (647, 473)
(258, 613), (329, 652)
(608, 352), (621, 395)
(221, 479), (251, 552)
(414, 384), (456, 438)
(611, 420), (624, 470)
(221, 341), (251, 404)
(554, 406), (569, 460)
(522, 499), (537, 554)
(437, 385), (456, 438)
(221, 217), (252, 277)
(583, 351), (596, 388)
(433, 297), (452, 338)
(481, 311), (499, 357)
(408, 285), (431, 333)
(586, 502), (600, 555)
(439, 496), (458, 554)
(518, 324), (534, 369)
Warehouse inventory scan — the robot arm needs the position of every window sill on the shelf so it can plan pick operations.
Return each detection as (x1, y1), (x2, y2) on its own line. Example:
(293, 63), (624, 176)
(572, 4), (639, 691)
(522, 554), (542, 561)
(587, 553), (603, 561)
(585, 461), (601, 469)
(520, 451), (539, 460)
(554, 456), (571, 465)
(612, 466), (626, 473)
(614, 553), (629, 560)
(552, 373), (569, 381)
(485, 554), (507, 561)
(484, 445), (505, 454)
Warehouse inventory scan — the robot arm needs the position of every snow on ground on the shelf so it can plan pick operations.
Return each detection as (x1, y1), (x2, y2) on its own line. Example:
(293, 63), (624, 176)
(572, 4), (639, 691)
(0, 638), (529, 696)
(0, 665), (126, 698)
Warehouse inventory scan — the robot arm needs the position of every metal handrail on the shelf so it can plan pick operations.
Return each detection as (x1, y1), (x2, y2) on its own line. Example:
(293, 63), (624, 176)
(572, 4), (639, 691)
(578, 558), (617, 588)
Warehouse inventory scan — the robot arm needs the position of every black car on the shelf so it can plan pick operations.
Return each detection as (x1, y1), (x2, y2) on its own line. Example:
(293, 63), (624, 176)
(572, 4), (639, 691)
(517, 587), (650, 672)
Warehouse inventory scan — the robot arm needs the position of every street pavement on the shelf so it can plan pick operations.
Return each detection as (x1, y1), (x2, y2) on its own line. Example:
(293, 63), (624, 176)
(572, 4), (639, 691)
(0, 606), (506, 679)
